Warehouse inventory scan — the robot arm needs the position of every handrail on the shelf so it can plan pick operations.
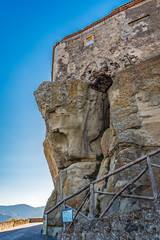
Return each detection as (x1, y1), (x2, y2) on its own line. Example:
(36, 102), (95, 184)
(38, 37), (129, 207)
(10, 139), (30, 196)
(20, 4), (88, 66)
(45, 148), (160, 216)
(99, 167), (148, 218)
(45, 182), (90, 215)
(44, 148), (160, 239)
(93, 148), (160, 184)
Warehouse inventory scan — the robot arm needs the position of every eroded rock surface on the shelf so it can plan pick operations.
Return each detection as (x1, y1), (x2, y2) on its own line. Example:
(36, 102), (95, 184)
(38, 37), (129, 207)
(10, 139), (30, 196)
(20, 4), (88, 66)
(34, 55), (160, 231)
(34, 0), (160, 232)
(35, 80), (109, 170)
(34, 79), (109, 226)
(97, 55), (160, 216)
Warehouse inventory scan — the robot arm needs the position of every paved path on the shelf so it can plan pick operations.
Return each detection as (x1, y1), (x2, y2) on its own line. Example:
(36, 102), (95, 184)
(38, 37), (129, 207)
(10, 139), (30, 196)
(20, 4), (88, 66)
(0, 223), (54, 240)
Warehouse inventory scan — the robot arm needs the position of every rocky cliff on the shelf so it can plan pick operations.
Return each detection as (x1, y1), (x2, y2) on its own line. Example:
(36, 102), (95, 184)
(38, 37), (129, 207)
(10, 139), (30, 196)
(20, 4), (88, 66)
(34, 54), (160, 230)
(96, 55), (160, 216)
(34, 0), (160, 233)
(34, 79), (110, 226)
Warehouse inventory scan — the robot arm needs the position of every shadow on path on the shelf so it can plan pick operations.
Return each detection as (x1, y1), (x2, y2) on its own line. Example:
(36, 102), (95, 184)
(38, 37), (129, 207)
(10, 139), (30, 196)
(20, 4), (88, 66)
(0, 223), (54, 240)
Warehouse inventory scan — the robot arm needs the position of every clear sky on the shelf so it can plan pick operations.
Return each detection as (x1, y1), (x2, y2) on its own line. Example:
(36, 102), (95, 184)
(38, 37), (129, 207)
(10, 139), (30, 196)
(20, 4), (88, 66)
(0, 0), (129, 207)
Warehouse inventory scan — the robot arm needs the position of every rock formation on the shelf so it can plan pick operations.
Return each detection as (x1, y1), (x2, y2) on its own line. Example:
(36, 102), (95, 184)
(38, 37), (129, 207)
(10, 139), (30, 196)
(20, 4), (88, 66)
(34, 79), (110, 226)
(34, 0), (160, 234)
(34, 55), (160, 230)
(97, 55), (160, 216)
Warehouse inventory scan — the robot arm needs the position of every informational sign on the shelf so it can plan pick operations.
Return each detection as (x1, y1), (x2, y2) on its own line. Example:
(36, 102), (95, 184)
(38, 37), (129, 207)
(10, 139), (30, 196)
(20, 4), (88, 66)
(42, 214), (47, 235)
(62, 209), (73, 223)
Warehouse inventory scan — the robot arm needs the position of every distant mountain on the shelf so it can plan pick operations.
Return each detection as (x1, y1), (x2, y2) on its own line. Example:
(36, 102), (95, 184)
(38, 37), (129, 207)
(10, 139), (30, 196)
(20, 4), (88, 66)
(0, 212), (12, 222)
(0, 204), (44, 222)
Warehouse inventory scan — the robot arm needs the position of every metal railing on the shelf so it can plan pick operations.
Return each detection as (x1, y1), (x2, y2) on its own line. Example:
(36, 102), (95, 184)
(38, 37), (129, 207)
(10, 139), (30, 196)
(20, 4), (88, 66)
(45, 148), (160, 237)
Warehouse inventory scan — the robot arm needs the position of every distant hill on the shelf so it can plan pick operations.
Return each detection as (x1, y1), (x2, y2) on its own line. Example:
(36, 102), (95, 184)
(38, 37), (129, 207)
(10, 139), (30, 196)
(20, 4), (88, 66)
(0, 204), (44, 222)
(0, 212), (12, 222)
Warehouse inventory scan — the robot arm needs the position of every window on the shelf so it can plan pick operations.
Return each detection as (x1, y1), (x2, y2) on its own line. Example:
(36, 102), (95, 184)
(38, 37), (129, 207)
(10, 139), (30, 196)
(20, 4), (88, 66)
(85, 36), (94, 46)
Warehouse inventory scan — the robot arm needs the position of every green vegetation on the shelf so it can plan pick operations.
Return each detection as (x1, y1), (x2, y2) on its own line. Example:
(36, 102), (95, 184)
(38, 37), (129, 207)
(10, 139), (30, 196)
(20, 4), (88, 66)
(95, 199), (101, 218)
(86, 154), (104, 182)
(8, 219), (18, 221)
(87, 163), (101, 182)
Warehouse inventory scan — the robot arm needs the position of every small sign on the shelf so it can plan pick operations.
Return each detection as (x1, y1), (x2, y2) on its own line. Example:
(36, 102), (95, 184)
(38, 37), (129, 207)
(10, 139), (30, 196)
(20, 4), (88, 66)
(42, 214), (47, 235)
(62, 209), (73, 223)
(86, 36), (93, 46)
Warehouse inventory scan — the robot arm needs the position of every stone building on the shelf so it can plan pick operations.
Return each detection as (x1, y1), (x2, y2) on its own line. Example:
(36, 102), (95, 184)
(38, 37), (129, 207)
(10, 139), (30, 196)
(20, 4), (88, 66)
(52, 0), (160, 83)
(34, 0), (160, 235)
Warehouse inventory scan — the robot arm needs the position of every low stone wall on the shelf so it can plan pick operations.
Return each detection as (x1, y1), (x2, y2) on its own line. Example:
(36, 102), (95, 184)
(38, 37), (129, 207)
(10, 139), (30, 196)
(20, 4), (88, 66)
(56, 204), (160, 240)
(0, 218), (43, 232)
(29, 218), (43, 223)
(0, 219), (30, 232)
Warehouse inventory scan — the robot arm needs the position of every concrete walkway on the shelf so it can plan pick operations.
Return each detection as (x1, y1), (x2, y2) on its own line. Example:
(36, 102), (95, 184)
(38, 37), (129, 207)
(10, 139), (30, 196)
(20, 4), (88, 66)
(0, 223), (53, 240)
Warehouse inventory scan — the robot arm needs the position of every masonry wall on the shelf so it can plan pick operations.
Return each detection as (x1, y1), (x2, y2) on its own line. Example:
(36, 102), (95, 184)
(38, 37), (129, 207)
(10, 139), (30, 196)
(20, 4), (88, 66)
(56, 204), (160, 240)
(0, 218), (43, 232)
(52, 0), (160, 82)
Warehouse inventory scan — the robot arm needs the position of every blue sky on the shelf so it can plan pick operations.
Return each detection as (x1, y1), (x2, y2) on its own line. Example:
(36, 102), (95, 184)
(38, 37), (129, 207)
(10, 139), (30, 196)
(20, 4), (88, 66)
(0, 0), (129, 207)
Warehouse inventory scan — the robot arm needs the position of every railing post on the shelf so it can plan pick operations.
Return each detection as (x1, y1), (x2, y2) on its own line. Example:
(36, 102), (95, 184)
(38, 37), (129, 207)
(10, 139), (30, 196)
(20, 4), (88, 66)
(147, 156), (158, 202)
(90, 183), (95, 219)
(63, 200), (66, 232)
(45, 214), (48, 240)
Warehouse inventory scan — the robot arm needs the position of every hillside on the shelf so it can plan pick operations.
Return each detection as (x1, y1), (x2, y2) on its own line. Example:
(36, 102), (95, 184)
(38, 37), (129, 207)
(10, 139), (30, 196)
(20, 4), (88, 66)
(0, 213), (12, 222)
(0, 204), (44, 222)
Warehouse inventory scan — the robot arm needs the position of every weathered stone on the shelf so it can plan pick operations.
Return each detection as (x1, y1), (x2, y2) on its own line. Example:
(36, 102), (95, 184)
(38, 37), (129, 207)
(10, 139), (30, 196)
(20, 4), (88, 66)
(94, 55), (160, 216)
(43, 139), (58, 185)
(35, 56), (160, 229)
(52, 0), (160, 83)
(34, 80), (109, 170)
(34, 79), (109, 227)
(101, 128), (114, 157)
(34, 0), (160, 236)
(57, 205), (160, 240)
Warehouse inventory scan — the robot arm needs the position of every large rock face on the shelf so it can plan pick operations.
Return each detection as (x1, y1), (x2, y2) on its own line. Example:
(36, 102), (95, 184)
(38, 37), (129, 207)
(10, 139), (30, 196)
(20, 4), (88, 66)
(34, 0), (160, 233)
(96, 55), (160, 216)
(34, 80), (109, 226)
(35, 80), (109, 171)
(34, 55), (160, 231)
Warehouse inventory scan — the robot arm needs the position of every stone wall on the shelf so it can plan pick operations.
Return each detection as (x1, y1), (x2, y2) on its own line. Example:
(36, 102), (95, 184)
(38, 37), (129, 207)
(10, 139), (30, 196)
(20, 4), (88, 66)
(56, 204), (160, 240)
(52, 0), (160, 83)
(0, 218), (43, 232)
